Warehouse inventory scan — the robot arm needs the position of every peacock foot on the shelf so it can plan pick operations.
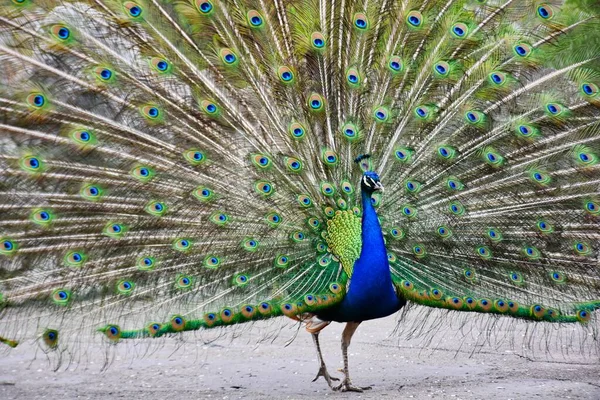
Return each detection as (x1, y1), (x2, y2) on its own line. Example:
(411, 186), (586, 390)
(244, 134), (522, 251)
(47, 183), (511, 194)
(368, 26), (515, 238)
(312, 365), (340, 388)
(333, 378), (371, 393)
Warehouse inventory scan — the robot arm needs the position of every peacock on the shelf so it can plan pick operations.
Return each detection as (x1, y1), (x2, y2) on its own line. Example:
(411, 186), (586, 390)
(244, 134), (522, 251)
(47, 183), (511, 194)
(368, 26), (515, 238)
(1, 0), (600, 393)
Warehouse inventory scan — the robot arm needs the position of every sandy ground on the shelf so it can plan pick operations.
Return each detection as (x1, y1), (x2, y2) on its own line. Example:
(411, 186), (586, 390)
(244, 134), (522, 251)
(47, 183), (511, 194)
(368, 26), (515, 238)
(1, 313), (599, 400)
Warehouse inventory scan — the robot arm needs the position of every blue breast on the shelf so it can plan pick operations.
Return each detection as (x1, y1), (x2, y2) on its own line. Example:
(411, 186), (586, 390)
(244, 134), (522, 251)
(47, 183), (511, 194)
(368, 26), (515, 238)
(318, 190), (404, 322)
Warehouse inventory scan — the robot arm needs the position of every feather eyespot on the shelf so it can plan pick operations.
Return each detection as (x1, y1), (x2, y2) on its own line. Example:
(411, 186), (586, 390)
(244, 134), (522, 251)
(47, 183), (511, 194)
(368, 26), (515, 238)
(581, 83), (599, 97)
(406, 11), (423, 27)
(193, 186), (214, 202)
(577, 309), (591, 322)
(123, 2), (142, 18)
(173, 238), (192, 252)
(329, 283), (343, 294)
(26, 93), (47, 108)
(402, 280), (414, 290)
(463, 269), (476, 282)
(150, 57), (171, 73)
(234, 274), (249, 286)
(304, 294), (318, 306)
(536, 220), (553, 233)
(70, 129), (96, 146)
(389, 227), (405, 240)
(241, 238), (259, 252)
(147, 323), (162, 337)
(346, 67), (362, 86)
(141, 105), (162, 120)
(509, 272), (524, 284)
(204, 256), (220, 268)
(251, 154), (272, 170)
(275, 255), (289, 268)
(402, 205), (417, 218)
(254, 180), (274, 196)
(573, 241), (591, 256)
(412, 244), (426, 258)
(175, 274), (194, 290)
(103, 222), (127, 239)
(51, 289), (71, 305)
(315, 242), (327, 252)
(311, 32), (326, 49)
(31, 208), (54, 226)
(200, 100), (219, 115)
(433, 61), (450, 77)
(446, 177), (464, 191)
(210, 212), (230, 226)
(94, 66), (115, 83)
(465, 110), (484, 124)
(353, 13), (369, 30)
(258, 302), (272, 315)
(284, 156), (303, 173)
(51, 25), (71, 41)
(513, 43), (532, 58)
(219, 48), (238, 65)
(537, 4), (554, 20)
(486, 228), (502, 242)
(308, 93), (325, 111)
(476, 246), (491, 259)
(265, 212), (282, 227)
(437, 226), (452, 238)
(478, 299), (492, 312)
(489, 71), (506, 86)
(449, 297), (463, 309)
(195, 0), (213, 14)
(430, 288), (443, 300)
(288, 122), (306, 139)
(171, 315), (186, 331)
(437, 145), (456, 160)
(297, 194), (313, 208)
(531, 304), (546, 319)
(394, 147), (413, 162)
(451, 22), (468, 38)
(545, 102), (564, 116)
(449, 201), (465, 216)
(137, 256), (156, 271)
(0, 238), (17, 256)
(102, 325), (122, 341)
(550, 271), (566, 283)
(117, 280), (135, 295)
(515, 124), (538, 139)
(241, 305), (255, 319)
(130, 165), (155, 182)
(42, 329), (59, 348)
(247, 10), (264, 27)
(585, 200), (599, 215)
(388, 56), (403, 73)
(64, 250), (86, 267)
(320, 182), (335, 197)
(414, 105), (432, 119)
(528, 169), (551, 185)
(277, 66), (294, 83)
(184, 149), (206, 166)
(465, 297), (476, 310)
(373, 106), (390, 122)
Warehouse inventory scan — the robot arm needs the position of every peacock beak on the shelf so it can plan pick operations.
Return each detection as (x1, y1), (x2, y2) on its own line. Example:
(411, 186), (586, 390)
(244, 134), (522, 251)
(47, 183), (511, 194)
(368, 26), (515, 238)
(373, 181), (384, 192)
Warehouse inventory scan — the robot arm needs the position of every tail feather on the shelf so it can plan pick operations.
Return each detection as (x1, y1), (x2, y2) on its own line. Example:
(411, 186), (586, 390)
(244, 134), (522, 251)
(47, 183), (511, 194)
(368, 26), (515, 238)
(0, 0), (599, 363)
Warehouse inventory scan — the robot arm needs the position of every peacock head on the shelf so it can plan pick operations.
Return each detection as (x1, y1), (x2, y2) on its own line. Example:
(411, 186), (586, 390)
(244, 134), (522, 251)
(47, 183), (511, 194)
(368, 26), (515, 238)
(361, 171), (384, 193)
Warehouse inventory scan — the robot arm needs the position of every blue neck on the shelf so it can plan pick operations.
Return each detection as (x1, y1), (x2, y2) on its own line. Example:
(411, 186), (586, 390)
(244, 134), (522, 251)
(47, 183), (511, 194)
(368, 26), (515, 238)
(358, 190), (387, 261)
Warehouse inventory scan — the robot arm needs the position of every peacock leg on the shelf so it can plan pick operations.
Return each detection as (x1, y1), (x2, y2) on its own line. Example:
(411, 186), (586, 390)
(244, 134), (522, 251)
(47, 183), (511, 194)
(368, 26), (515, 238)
(334, 321), (371, 393)
(311, 332), (340, 388)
